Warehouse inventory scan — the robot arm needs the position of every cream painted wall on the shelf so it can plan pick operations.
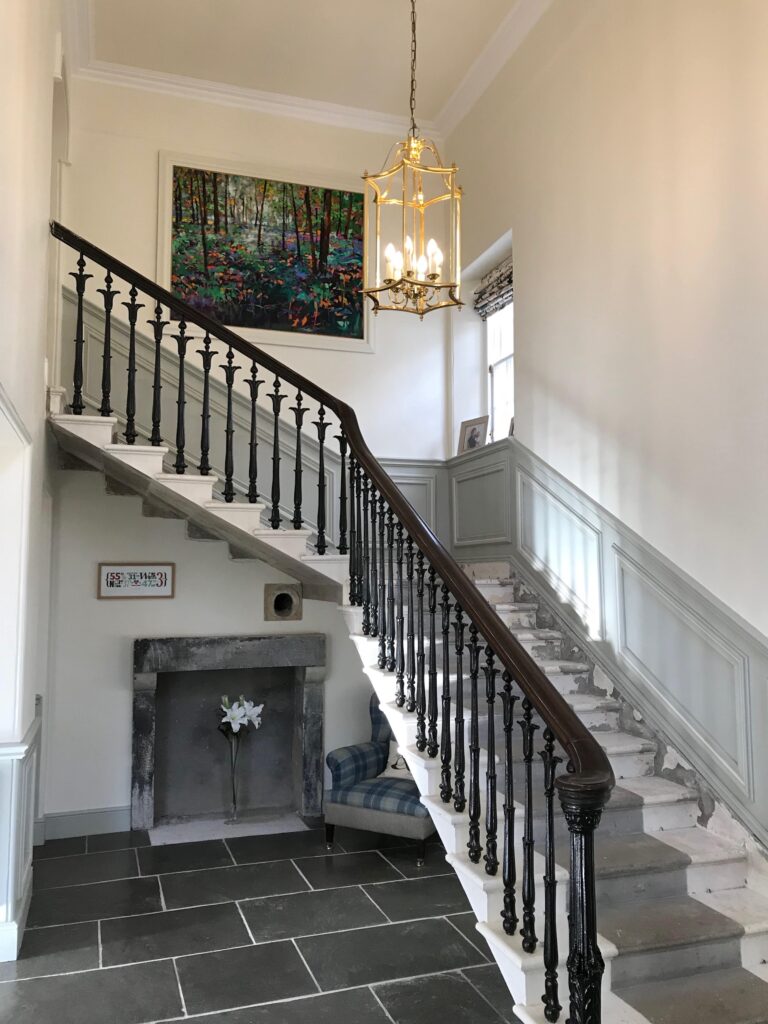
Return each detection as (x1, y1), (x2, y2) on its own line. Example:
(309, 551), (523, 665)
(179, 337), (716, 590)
(62, 78), (451, 461)
(45, 468), (371, 818)
(447, 0), (768, 636)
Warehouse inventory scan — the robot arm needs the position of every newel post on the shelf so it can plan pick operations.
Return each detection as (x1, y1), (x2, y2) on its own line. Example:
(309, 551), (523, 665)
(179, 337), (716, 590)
(556, 775), (611, 1024)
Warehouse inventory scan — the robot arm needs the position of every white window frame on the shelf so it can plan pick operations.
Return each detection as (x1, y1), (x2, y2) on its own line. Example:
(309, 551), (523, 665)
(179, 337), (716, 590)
(486, 304), (514, 443)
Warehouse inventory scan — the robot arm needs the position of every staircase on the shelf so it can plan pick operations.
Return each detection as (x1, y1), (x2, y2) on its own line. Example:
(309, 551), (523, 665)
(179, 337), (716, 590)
(47, 222), (768, 1024)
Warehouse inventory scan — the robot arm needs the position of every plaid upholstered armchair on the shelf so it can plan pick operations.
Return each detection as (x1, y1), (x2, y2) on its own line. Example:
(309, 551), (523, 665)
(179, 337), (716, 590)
(324, 692), (435, 865)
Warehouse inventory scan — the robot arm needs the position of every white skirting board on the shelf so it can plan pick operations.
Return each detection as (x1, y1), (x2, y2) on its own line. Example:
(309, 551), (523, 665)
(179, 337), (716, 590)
(38, 805), (132, 841)
(0, 716), (41, 962)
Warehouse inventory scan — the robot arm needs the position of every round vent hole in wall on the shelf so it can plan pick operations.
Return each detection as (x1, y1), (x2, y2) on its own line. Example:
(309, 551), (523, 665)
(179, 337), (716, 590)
(265, 583), (303, 622)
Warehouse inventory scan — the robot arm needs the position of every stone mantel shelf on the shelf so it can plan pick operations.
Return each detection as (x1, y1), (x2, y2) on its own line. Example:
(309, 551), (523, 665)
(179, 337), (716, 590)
(133, 633), (326, 680)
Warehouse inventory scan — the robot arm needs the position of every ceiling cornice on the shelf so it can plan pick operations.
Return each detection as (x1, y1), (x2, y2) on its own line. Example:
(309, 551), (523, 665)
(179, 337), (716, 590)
(434, 0), (553, 138)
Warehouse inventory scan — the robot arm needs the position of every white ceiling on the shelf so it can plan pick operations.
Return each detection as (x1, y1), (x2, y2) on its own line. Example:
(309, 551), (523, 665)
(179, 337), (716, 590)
(90, 0), (512, 121)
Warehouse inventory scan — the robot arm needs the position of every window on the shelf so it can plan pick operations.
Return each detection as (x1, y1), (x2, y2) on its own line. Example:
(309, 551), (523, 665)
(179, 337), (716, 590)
(487, 303), (514, 442)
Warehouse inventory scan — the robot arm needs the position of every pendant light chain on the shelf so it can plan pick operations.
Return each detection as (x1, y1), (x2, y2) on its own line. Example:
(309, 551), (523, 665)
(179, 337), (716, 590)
(409, 0), (418, 138)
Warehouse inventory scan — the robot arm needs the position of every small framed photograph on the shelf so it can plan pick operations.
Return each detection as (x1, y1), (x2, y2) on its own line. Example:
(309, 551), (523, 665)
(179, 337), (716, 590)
(508, 416), (515, 437)
(457, 416), (489, 455)
(98, 563), (175, 599)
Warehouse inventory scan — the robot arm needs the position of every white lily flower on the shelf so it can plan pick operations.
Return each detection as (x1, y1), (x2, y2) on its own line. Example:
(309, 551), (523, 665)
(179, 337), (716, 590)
(221, 702), (247, 733)
(242, 700), (264, 728)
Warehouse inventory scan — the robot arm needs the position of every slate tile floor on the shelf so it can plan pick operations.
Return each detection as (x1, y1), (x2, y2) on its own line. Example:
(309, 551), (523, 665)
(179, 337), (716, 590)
(0, 827), (516, 1024)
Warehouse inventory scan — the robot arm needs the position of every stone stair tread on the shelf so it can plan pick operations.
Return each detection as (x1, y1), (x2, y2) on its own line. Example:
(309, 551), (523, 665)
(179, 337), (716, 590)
(618, 776), (698, 805)
(104, 442), (168, 453)
(599, 731), (656, 755)
(538, 659), (592, 674)
(615, 967), (768, 1024)
(696, 886), (768, 933)
(650, 826), (745, 864)
(600, 893), (743, 954)
(557, 831), (691, 879)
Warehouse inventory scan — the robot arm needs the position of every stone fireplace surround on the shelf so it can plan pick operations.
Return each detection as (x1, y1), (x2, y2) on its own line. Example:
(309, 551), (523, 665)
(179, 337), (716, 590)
(131, 634), (325, 830)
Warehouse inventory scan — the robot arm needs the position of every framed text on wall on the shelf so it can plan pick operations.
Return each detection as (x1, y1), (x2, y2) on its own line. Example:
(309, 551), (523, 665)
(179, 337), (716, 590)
(98, 563), (176, 600)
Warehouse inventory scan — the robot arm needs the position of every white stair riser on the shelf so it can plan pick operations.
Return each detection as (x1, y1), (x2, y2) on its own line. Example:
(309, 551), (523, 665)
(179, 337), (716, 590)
(497, 609), (538, 628)
(607, 750), (656, 779)
(687, 859), (746, 895)
(104, 445), (167, 474)
(52, 414), (116, 446)
(610, 936), (741, 989)
(205, 504), (266, 527)
(155, 474), (216, 503)
(252, 532), (311, 557)
(475, 584), (517, 603)
(742, 932), (768, 968)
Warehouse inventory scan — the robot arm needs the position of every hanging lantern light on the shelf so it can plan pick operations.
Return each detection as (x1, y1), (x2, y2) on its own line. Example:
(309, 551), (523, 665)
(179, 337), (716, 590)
(362, 0), (463, 318)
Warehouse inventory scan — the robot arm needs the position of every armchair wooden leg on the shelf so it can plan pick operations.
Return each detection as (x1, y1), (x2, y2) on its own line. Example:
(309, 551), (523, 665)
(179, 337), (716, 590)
(416, 838), (426, 867)
(325, 823), (335, 850)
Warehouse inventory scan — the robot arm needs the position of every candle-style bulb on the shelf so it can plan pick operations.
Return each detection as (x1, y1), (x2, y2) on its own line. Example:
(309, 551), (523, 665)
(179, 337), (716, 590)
(416, 254), (428, 281)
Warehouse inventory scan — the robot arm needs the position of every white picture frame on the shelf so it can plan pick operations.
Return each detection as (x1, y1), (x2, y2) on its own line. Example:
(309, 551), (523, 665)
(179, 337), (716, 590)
(457, 416), (489, 455)
(156, 151), (375, 355)
(98, 563), (176, 600)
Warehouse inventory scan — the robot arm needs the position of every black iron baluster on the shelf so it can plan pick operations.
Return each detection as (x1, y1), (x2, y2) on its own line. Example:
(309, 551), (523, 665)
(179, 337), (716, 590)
(369, 486), (379, 636)
(122, 286), (143, 443)
(148, 303), (168, 446)
(500, 671), (520, 935)
(385, 509), (396, 672)
(394, 523), (405, 705)
(377, 495), (387, 667)
(467, 623), (483, 863)
(405, 536), (416, 712)
(362, 477), (371, 632)
(97, 270), (119, 416)
(426, 567), (439, 758)
(336, 434), (348, 554)
(561, 789), (606, 1024)
(453, 604), (466, 812)
(355, 462), (363, 600)
(290, 390), (306, 525)
(541, 728), (563, 1022)
(172, 320), (188, 474)
(483, 647), (499, 875)
(247, 362), (263, 502)
(269, 377), (285, 527)
(440, 584), (452, 802)
(69, 254), (91, 415)
(314, 404), (328, 553)
(197, 333), (213, 474)
(415, 551), (427, 751)
(519, 697), (540, 952)
(220, 347), (240, 502)
(348, 453), (358, 604)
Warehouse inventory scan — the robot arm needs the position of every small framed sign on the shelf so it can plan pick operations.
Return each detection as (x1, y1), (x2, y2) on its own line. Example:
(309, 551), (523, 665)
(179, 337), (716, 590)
(98, 563), (175, 600)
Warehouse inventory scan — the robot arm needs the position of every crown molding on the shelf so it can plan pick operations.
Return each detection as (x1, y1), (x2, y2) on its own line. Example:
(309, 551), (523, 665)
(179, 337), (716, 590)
(435, 0), (553, 138)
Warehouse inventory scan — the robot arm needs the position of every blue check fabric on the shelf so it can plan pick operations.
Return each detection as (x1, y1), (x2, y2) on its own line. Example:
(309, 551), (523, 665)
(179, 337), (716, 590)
(328, 776), (428, 818)
(325, 692), (397, 791)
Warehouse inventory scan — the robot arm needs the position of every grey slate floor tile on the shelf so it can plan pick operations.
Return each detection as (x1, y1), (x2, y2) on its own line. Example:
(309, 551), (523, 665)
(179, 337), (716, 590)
(363, 873), (471, 921)
(378, 841), (452, 878)
(240, 885), (387, 942)
(446, 911), (492, 960)
(137, 839), (232, 875)
(87, 830), (150, 853)
(184, 987), (391, 1023)
(100, 901), (251, 966)
(33, 849), (138, 891)
(32, 837), (87, 861)
(227, 828), (341, 864)
(296, 917), (486, 991)
(375, 971), (507, 1023)
(175, 939), (317, 1015)
(334, 827), (420, 852)
(461, 964), (517, 1022)
(0, 959), (181, 1024)
(0, 922), (99, 982)
(294, 850), (402, 889)
(160, 858), (309, 909)
(27, 876), (163, 927)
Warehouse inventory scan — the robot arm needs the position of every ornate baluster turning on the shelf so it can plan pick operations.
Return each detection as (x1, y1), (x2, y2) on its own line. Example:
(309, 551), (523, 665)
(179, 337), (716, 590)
(377, 494), (387, 667)
(314, 404), (328, 553)
(385, 509), (396, 672)
(452, 604), (466, 812)
(290, 390), (306, 525)
(148, 303), (168, 446)
(355, 462), (363, 599)
(500, 671), (520, 935)
(362, 477), (371, 631)
(172, 320), (188, 474)
(97, 270), (119, 416)
(483, 647), (499, 875)
(122, 286), (143, 443)
(336, 434), (348, 554)
(369, 485), (379, 636)
(69, 254), (91, 415)
(348, 453), (358, 604)
(439, 584), (452, 802)
(247, 362), (263, 502)
(269, 377), (284, 527)
(394, 523), (405, 705)
(541, 728), (563, 1022)
(405, 536), (416, 712)
(426, 566), (439, 758)
(220, 347), (240, 502)
(467, 622), (483, 863)
(197, 333), (213, 475)
(519, 697), (540, 952)
(415, 550), (427, 751)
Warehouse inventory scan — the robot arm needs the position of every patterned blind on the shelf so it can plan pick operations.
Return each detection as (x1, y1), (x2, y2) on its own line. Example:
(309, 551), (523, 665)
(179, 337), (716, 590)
(473, 255), (514, 320)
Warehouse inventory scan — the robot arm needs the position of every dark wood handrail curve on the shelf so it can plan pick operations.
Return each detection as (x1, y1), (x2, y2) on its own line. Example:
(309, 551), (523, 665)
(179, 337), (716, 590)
(50, 219), (614, 810)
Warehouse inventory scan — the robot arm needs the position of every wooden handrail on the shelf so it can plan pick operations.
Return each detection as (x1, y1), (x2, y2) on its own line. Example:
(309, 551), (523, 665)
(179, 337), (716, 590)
(50, 220), (614, 807)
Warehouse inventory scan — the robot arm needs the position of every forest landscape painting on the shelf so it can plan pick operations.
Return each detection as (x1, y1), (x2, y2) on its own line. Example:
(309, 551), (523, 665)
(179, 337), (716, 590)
(170, 164), (365, 340)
